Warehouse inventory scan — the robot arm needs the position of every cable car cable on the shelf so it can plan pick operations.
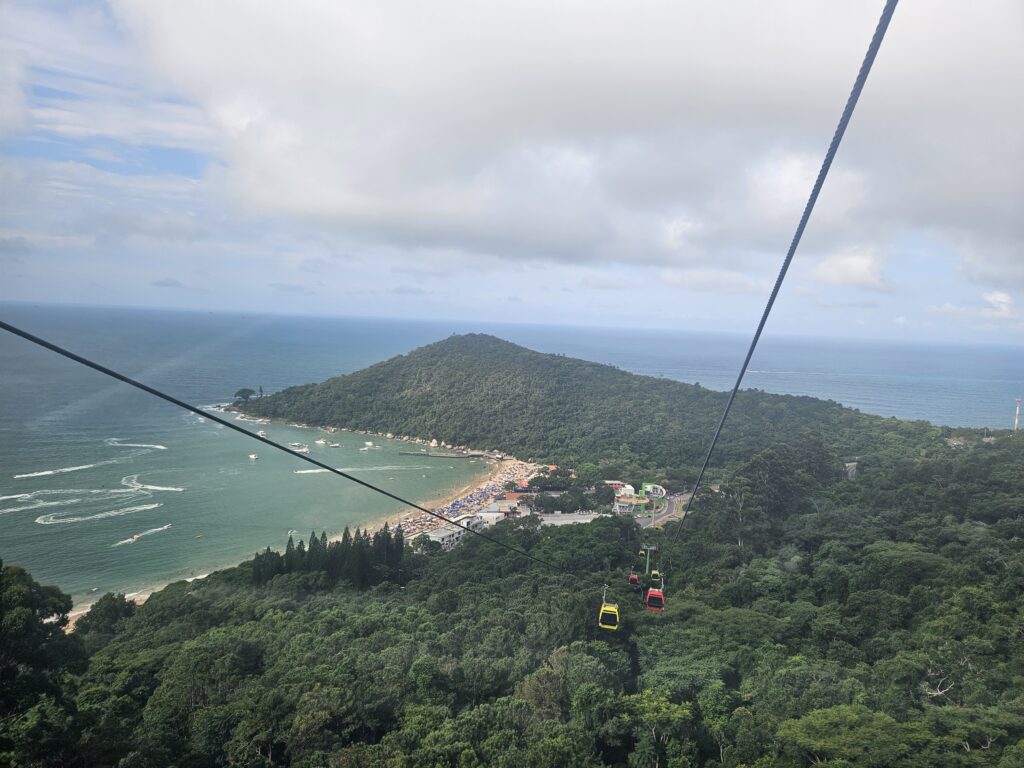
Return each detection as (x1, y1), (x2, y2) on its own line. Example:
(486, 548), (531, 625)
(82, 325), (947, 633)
(662, 0), (899, 556)
(0, 318), (564, 573)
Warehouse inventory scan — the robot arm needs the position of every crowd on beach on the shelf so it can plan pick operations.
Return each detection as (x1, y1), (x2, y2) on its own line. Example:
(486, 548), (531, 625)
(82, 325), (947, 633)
(396, 459), (538, 538)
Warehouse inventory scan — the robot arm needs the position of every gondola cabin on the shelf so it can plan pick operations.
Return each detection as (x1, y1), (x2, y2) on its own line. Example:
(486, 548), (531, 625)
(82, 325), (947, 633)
(598, 601), (620, 630)
(628, 572), (640, 589)
(650, 569), (661, 586)
(645, 588), (665, 612)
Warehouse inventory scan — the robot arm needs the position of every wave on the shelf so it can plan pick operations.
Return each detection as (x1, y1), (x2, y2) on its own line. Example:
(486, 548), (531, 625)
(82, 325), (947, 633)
(112, 523), (172, 546)
(36, 503), (161, 525)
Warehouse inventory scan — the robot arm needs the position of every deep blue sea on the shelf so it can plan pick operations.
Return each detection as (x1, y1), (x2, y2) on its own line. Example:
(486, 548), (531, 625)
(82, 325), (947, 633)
(1, 304), (1021, 606)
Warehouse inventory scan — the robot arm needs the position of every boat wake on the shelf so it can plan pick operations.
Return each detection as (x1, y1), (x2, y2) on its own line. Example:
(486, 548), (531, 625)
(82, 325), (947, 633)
(293, 465), (433, 475)
(15, 460), (119, 479)
(112, 523), (172, 546)
(38, 503), (161, 525)
(13, 437), (169, 480)
(104, 438), (168, 450)
(0, 474), (184, 525)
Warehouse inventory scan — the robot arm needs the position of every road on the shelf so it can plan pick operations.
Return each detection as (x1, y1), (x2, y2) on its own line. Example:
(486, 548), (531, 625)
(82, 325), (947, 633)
(643, 493), (691, 528)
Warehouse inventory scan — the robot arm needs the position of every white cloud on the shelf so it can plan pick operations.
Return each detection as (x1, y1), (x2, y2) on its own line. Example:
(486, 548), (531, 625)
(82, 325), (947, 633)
(930, 291), (1020, 323)
(2, 0), (1023, 340)
(0, 50), (29, 138)
(93, 0), (1021, 288)
(1, 2), (220, 151)
(660, 268), (771, 295)
(811, 247), (891, 292)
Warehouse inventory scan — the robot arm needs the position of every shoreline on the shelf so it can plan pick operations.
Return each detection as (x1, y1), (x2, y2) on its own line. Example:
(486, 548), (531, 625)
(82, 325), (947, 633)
(66, 419), (537, 629)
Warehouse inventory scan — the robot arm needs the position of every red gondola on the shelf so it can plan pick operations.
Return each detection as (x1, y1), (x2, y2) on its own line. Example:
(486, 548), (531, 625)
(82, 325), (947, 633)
(628, 572), (640, 590)
(645, 587), (665, 612)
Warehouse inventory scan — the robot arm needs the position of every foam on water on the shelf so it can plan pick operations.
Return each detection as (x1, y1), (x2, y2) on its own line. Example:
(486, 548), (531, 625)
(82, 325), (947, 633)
(1, 473), (184, 525)
(293, 465), (434, 475)
(0, 498), (82, 514)
(13, 438), (169, 480)
(36, 503), (162, 525)
(15, 461), (114, 479)
(112, 523), (172, 546)
(104, 438), (168, 450)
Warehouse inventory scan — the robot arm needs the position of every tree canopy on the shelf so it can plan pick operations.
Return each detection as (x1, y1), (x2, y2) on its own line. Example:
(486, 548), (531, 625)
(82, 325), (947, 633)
(1, 431), (1022, 766)
(240, 334), (950, 473)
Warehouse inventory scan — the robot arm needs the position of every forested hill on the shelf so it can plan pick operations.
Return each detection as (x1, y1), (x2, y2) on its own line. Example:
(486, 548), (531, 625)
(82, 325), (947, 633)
(242, 333), (943, 469)
(5, 433), (1024, 766)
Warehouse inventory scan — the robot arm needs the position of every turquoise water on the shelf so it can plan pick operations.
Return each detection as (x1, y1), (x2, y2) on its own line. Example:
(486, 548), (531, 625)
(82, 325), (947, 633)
(1, 305), (1021, 605)
(0, 306), (492, 605)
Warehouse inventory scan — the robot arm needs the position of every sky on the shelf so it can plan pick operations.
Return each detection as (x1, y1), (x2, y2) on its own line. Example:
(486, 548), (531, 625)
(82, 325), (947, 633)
(1, 0), (1022, 343)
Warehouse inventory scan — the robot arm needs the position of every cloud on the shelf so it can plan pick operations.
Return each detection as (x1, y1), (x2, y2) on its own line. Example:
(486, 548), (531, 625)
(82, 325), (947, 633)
(2, 2), (219, 151)
(929, 291), (1020, 322)
(660, 268), (771, 295)
(0, 50), (29, 138)
(269, 282), (314, 294)
(101, 0), (1022, 281)
(811, 248), (892, 292)
(152, 277), (183, 288)
(2, 0), (1023, 341)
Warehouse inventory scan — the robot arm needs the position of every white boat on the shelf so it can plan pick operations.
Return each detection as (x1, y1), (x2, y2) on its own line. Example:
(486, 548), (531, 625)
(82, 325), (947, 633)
(249, 453), (259, 461)
(315, 439), (327, 445)
(359, 447), (369, 452)
(295, 446), (310, 454)
(257, 430), (267, 437)
(328, 442), (341, 448)
(289, 442), (303, 448)
(364, 441), (374, 447)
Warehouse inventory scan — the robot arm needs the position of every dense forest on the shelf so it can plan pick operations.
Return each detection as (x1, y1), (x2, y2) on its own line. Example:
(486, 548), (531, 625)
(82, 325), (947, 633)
(3, 428), (1023, 766)
(239, 334), (949, 475)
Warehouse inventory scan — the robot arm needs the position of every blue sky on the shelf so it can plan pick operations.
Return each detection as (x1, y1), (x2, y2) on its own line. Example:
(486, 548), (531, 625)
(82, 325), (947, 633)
(1, 0), (1022, 343)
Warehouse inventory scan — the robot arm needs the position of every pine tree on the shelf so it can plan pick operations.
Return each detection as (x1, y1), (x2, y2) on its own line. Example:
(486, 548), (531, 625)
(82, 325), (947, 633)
(308, 530), (322, 571)
(284, 535), (296, 573)
(392, 526), (404, 566)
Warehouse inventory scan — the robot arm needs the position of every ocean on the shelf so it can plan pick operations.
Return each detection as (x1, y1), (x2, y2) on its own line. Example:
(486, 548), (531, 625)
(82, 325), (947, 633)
(1, 304), (1021, 606)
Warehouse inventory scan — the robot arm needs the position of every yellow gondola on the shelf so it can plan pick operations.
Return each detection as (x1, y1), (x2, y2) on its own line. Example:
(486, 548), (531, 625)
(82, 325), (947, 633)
(650, 569), (661, 586)
(597, 585), (620, 631)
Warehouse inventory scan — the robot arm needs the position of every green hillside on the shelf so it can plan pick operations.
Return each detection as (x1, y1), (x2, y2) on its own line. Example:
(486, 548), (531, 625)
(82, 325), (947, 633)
(241, 333), (943, 471)
(4, 433), (1024, 766)
(4, 334), (1022, 767)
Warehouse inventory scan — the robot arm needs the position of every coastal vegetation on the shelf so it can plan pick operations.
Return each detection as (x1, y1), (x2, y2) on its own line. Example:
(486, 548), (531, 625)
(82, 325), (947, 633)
(239, 334), (950, 483)
(2, 339), (1021, 766)
(2, 430), (1023, 766)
